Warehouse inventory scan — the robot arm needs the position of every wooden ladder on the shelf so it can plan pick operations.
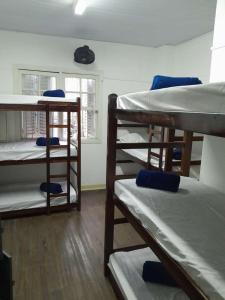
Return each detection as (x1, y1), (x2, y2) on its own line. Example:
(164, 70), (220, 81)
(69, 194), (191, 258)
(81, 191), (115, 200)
(46, 107), (71, 214)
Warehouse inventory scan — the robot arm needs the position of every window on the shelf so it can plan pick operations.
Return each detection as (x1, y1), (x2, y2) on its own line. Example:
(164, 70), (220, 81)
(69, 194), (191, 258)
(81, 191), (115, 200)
(19, 70), (58, 138)
(17, 69), (100, 142)
(63, 74), (98, 139)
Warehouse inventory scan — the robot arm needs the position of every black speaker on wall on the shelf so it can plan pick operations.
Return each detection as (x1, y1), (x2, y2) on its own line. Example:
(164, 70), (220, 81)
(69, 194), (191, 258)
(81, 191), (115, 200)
(74, 45), (95, 65)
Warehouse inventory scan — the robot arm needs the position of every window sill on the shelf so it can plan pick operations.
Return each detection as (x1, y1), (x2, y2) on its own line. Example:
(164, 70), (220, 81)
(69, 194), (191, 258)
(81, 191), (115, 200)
(81, 138), (101, 144)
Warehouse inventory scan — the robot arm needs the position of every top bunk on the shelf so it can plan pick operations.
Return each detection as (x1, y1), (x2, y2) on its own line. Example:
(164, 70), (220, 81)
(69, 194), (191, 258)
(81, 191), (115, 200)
(111, 81), (225, 137)
(0, 94), (80, 112)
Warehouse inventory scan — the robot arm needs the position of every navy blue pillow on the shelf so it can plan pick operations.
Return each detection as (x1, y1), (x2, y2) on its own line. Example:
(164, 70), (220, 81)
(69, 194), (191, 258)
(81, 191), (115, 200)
(36, 137), (60, 146)
(151, 75), (202, 90)
(36, 137), (46, 146)
(142, 261), (178, 287)
(136, 170), (180, 193)
(49, 137), (60, 145)
(43, 89), (65, 98)
(40, 183), (63, 194)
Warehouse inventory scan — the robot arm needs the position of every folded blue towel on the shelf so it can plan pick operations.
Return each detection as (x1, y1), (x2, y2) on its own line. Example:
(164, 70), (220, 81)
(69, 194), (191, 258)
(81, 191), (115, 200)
(36, 137), (60, 146)
(49, 137), (60, 145)
(173, 148), (182, 160)
(136, 170), (180, 192)
(151, 75), (202, 90)
(36, 137), (46, 146)
(142, 261), (178, 287)
(40, 182), (63, 194)
(43, 89), (65, 98)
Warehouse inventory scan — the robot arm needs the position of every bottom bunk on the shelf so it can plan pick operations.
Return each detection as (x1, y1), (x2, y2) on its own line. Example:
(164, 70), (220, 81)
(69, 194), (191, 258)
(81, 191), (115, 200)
(108, 248), (188, 300)
(0, 181), (77, 219)
(113, 177), (225, 299)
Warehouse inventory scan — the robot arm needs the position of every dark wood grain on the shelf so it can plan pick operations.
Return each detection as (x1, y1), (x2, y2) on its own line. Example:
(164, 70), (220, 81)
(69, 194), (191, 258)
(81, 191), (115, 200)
(2, 190), (143, 300)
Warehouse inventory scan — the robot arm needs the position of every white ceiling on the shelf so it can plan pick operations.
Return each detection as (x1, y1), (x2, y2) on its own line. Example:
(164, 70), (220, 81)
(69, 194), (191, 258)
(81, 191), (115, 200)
(0, 0), (217, 47)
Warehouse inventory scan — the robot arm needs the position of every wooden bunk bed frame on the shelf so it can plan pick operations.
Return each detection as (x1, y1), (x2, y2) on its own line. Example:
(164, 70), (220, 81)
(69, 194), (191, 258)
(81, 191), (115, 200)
(117, 121), (203, 174)
(104, 94), (225, 300)
(0, 99), (81, 219)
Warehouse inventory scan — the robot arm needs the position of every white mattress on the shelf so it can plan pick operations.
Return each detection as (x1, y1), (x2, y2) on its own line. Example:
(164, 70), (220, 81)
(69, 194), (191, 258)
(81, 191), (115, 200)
(0, 94), (77, 104)
(117, 82), (225, 114)
(0, 140), (77, 161)
(0, 181), (77, 212)
(109, 248), (189, 300)
(115, 177), (225, 299)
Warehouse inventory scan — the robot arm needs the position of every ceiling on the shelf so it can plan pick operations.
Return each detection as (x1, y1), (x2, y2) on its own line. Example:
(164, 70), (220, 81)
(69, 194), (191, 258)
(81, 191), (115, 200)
(0, 0), (217, 47)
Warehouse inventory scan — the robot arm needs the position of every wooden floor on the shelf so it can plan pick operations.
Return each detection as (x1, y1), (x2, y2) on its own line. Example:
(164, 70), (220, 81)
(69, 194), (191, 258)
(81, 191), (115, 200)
(3, 190), (143, 300)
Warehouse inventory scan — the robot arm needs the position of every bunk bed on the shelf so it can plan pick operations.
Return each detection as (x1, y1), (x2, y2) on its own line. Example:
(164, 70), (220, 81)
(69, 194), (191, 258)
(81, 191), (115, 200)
(0, 95), (81, 219)
(104, 82), (225, 300)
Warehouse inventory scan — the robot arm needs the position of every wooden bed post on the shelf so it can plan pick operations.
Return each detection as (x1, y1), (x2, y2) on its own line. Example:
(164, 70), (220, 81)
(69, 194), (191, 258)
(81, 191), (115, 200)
(181, 131), (193, 176)
(46, 105), (51, 215)
(104, 94), (118, 276)
(76, 97), (81, 211)
(164, 128), (175, 172)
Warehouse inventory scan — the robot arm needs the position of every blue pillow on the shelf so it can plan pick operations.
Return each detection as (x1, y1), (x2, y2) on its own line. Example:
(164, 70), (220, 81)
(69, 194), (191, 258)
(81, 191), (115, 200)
(136, 170), (180, 193)
(49, 137), (60, 145)
(151, 75), (202, 90)
(36, 137), (60, 146)
(43, 89), (65, 98)
(36, 137), (46, 146)
(40, 183), (63, 194)
(142, 261), (178, 287)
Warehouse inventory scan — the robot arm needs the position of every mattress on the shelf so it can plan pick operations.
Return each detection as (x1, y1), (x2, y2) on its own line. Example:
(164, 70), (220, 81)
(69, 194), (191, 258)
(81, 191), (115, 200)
(0, 94), (77, 104)
(115, 177), (225, 299)
(0, 140), (77, 161)
(117, 82), (225, 114)
(109, 248), (189, 300)
(0, 181), (76, 212)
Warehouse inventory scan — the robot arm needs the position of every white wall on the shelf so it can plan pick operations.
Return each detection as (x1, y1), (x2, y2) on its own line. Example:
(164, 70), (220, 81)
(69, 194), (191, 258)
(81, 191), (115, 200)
(171, 31), (213, 82)
(0, 29), (214, 187)
(200, 0), (225, 193)
(0, 30), (170, 187)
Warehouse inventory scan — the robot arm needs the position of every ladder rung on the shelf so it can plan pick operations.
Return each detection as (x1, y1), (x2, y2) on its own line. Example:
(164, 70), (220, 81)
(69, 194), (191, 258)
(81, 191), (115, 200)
(50, 193), (68, 198)
(49, 145), (68, 150)
(50, 174), (67, 179)
(48, 124), (69, 128)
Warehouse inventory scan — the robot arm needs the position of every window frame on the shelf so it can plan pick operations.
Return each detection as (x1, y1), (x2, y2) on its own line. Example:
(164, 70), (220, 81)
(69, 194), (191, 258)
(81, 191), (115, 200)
(14, 66), (102, 144)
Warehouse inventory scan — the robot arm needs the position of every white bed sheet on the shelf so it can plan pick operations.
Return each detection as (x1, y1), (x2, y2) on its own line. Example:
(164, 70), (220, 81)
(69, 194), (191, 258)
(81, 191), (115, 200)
(109, 248), (189, 300)
(0, 94), (77, 104)
(0, 181), (77, 212)
(0, 140), (77, 161)
(115, 177), (225, 299)
(117, 82), (225, 113)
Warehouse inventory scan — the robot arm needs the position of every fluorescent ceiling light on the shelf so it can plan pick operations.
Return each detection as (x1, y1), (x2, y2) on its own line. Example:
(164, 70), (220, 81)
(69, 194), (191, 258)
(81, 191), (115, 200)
(74, 0), (89, 15)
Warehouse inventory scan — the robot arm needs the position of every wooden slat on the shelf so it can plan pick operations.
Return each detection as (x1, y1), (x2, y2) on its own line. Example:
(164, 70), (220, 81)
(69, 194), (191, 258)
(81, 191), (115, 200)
(117, 141), (185, 149)
(174, 136), (204, 142)
(181, 131), (193, 176)
(112, 244), (148, 253)
(114, 218), (128, 225)
(50, 174), (67, 179)
(46, 109), (50, 214)
(49, 145), (68, 150)
(117, 123), (148, 128)
(116, 159), (133, 164)
(48, 124), (69, 128)
(114, 174), (136, 180)
(0, 157), (78, 166)
(50, 193), (68, 198)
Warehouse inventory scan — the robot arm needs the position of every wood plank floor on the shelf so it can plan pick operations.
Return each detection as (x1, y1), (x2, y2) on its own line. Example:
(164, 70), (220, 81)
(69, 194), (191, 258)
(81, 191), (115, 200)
(2, 190), (143, 300)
